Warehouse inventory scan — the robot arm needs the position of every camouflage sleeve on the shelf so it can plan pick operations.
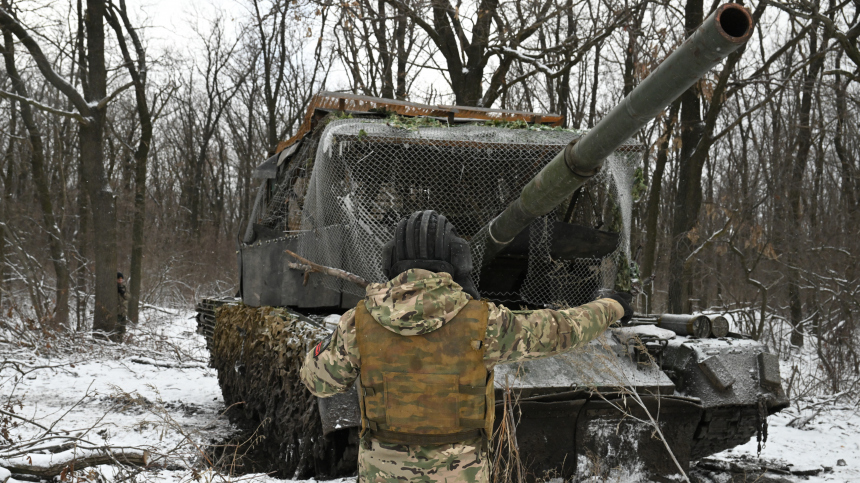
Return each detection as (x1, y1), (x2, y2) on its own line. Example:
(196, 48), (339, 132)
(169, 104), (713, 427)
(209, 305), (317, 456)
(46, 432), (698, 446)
(483, 298), (624, 366)
(300, 308), (360, 397)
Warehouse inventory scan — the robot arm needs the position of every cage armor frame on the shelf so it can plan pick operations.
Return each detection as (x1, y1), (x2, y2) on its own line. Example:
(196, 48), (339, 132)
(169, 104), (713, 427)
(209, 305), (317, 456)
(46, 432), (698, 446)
(355, 299), (495, 445)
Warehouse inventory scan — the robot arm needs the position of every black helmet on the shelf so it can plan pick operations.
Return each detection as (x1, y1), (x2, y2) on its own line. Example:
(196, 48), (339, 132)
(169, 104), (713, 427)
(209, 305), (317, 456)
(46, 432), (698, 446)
(382, 210), (479, 299)
(117, 272), (124, 279)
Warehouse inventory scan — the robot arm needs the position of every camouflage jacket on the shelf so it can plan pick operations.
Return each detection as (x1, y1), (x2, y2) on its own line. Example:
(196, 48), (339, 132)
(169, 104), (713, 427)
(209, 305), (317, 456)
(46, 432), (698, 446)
(301, 269), (623, 482)
(117, 282), (129, 318)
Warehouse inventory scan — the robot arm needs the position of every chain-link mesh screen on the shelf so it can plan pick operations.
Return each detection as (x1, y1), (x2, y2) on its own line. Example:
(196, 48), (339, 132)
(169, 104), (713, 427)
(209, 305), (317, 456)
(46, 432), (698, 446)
(260, 118), (642, 307)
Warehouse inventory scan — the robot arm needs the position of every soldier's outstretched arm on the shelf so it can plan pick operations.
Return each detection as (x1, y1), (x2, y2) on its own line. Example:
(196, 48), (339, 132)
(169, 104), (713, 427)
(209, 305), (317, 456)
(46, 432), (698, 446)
(300, 308), (360, 397)
(483, 299), (625, 366)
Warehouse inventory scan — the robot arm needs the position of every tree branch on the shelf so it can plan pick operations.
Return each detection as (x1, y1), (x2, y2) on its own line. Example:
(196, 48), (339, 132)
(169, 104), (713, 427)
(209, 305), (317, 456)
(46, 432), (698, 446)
(712, 56), (816, 142)
(824, 68), (860, 83)
(0, 88), (89, 124)
(684, 215), (734, 272)
(764, 0), (860, 69)
(381, 0), (440, 44)
(285, 250), (369, 288)
(95, 81), (134, 111)
(0, 7), (91, 114)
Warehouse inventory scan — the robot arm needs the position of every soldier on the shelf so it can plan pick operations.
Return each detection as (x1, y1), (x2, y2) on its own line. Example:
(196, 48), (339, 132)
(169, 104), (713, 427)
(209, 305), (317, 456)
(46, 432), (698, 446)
(117, 272), (129, 327)
(301, 210), (633, 483)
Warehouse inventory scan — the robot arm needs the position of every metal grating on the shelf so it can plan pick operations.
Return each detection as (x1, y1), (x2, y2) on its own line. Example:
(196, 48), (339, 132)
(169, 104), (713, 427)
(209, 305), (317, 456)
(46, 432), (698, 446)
(260, 118), (642, 307)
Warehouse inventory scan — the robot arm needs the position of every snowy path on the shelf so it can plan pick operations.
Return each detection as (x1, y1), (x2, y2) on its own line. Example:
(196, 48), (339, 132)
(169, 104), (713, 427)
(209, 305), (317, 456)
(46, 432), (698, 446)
(2, 309), (858, 482)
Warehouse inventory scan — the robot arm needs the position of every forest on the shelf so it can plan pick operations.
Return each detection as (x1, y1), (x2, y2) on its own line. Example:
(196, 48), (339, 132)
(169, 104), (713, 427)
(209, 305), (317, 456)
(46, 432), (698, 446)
(0, 0), (858, 404)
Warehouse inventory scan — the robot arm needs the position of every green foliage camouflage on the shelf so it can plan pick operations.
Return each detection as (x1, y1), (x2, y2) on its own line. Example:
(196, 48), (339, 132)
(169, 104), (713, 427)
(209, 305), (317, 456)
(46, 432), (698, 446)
(600, 190), (634, 293)
(632, 166), (647, 202)
(384, 114), (445, 130)
(355, 114), (586, 133)
(614, 252), (634, 293)
(211, 304), (345, 477)
(480, 119), (584, 133)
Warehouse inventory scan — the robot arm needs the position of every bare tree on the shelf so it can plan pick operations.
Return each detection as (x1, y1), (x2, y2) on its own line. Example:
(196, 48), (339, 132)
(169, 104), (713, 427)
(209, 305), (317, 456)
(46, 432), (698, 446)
(104, 0), (160, 325)
(331, 0), (419, 99)
(832, 51), (858, 223)
(667, 3), (772, 314)
(640, 102), (678, 313)
(355, 0), (637, 106)
(1, 6), (71, 328)
(246, 0), (330, 152)
(181, 14), (251, 238)
(0, 98), (16, 310)
(0, 0), (134, 337)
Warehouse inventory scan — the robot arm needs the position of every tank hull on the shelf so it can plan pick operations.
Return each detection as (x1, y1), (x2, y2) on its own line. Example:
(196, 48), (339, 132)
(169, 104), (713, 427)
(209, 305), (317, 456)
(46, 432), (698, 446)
(197, 300), (787, 481)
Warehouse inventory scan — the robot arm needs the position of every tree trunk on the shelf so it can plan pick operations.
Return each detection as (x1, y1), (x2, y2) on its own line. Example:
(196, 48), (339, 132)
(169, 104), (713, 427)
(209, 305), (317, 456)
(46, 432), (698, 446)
(394, 6), (407, 100)
(833, 54), (857, 224)
(557, 0), (574, 126)
(785, 28), (829, 347)
(2, 26), (70, 329)
(587, 44), (602, 128)
(373, 0), (394, 98)
(190, 144), (206, 238)
(82, 121), (120, 339)
(127, 122), (148, 325)
(622, 5), (646, 97)
(667, 0), (704, 314)
(75, 163), (89, 331)
(3, 449), (149, 478)
(0, 100), (15, 310)
(641, 102), (679, 314)
(108, 0), (153, 325)
(82, 0), (120, 340)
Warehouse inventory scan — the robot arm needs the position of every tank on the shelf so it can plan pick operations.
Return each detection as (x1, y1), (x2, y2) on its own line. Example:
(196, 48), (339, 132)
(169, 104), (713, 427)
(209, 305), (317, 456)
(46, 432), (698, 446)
(197, 4), (788, 481)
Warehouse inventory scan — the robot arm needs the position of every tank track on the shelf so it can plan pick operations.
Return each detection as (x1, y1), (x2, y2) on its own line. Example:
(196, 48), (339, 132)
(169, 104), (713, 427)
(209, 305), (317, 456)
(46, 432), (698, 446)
(195, 300), (355, 478)
(195, 297), (233, 351)
(690, 406), (760, 460)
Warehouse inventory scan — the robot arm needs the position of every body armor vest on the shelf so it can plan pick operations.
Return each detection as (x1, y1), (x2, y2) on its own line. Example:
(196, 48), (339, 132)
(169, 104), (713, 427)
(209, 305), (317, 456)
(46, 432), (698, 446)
(355, 300), (495, 445)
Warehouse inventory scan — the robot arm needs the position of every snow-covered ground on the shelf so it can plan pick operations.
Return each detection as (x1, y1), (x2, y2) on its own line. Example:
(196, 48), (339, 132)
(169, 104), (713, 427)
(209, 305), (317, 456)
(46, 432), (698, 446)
(2, 309), (858, 482)
(700, 393), (860, 482)
(0, 309), (349, 483)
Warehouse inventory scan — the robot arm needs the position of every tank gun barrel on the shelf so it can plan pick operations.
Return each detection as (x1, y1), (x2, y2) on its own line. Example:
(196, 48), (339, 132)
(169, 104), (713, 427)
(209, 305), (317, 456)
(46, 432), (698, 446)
(481, 4), (753, 265)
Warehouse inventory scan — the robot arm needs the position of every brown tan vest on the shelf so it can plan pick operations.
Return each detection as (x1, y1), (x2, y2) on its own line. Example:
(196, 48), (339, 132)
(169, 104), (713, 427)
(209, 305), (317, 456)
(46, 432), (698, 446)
(355, 299), (495, 445)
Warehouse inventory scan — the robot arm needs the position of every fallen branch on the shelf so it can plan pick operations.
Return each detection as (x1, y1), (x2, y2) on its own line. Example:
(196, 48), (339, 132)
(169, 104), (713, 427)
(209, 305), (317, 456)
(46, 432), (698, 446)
(139, 304), (181, 315)
(0, 448), (149, 478)
(285, 250), (369, 288)
(787, 391), (850, 428)
(0, 409), (51, 432)
(128, 357), (205, 370)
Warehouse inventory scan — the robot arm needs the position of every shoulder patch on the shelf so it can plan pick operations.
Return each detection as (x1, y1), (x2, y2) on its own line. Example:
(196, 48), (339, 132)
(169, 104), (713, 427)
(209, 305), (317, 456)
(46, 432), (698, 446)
(314, 332), (333, 358)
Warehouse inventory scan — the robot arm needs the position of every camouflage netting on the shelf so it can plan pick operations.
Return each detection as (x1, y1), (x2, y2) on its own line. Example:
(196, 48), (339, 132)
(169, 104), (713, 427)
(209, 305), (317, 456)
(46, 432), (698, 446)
(260, 116), (642, 306)
(211, 304), (353, 478)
